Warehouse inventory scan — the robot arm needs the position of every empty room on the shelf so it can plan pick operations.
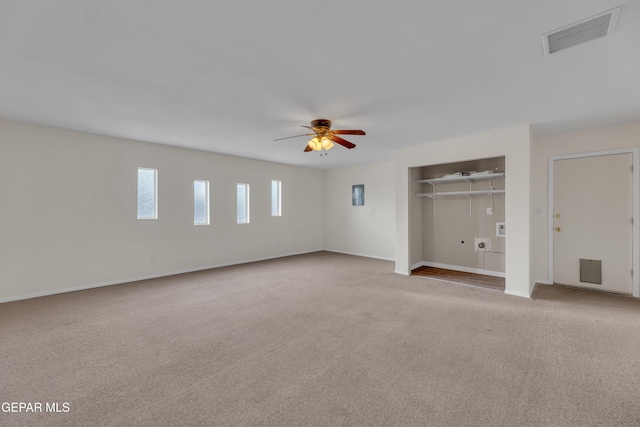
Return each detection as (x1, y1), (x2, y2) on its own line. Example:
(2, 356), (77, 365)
(2, 1), (640, 426)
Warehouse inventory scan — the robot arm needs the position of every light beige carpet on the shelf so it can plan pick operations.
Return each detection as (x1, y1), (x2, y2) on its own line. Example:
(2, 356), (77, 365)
(2, 251), (640, 426)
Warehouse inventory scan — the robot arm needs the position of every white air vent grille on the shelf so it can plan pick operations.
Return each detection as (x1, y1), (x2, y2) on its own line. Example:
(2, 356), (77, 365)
(542, 7), (621, 55)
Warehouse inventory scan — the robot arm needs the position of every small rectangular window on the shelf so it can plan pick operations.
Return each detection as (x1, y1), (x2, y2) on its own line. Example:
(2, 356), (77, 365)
(194, 180), (210, 225)
(271, 180), (281, 216)
(237, 183), (250, 224)
(137, 168), (157, 219)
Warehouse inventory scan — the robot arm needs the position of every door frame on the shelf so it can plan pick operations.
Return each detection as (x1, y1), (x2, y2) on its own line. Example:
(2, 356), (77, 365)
(548, 148), (640, 297)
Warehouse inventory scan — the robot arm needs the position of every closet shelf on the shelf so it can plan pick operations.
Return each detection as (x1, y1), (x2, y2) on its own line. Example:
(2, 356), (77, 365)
(416, 172), (505, 185)
(416, 171), (505, 215)
(416, 189), (506, 198)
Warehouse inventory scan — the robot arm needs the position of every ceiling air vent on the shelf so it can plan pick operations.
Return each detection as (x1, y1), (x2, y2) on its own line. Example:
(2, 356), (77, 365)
(542, 7), (621, 55)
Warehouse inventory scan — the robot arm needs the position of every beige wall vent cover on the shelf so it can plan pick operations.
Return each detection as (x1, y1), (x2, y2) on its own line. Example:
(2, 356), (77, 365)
(542, 7), (621, 55)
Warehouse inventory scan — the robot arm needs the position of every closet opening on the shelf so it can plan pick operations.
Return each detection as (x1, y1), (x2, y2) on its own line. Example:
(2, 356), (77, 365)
(411, 156), (506, 291)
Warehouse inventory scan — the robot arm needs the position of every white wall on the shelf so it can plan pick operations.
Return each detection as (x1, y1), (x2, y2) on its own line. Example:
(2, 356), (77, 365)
(531, 121), (640, 284)
(0, 120), (324, 302)
(7, 118), (637, 303)
(323, 161), (395, 260)
(395, 125), (532, 297)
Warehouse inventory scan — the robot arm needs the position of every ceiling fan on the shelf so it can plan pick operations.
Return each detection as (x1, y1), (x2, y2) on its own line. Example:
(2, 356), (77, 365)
(274, 119), (365, 152)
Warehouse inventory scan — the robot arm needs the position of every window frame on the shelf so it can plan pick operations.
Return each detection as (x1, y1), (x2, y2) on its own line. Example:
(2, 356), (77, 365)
(271, 180), (282, 217)
(193, 180), (210, 226)
(137, 167), (158, 220)
(237, 183), (250, 224)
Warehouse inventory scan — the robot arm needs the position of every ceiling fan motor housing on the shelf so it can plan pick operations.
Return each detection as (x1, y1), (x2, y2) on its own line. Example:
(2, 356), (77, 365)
(311, 119), (332, 130)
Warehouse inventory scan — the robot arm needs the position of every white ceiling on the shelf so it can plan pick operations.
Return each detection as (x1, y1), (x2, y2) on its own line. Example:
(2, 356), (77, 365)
(1, 1), (639, 169)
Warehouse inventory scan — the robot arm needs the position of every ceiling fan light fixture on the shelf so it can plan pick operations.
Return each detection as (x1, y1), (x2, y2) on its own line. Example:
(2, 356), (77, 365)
(308, 136), (321, 150)
(321, 136), (334, 150)
(276, 119), (364, 153)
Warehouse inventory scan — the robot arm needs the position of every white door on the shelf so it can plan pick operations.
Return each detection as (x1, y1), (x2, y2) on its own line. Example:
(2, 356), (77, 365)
(553, 153), (633, 294)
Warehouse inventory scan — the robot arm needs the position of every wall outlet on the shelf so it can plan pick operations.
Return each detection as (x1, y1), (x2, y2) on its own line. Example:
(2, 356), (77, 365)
(151, 256), (157, 264)
(487, 207), (493, 215)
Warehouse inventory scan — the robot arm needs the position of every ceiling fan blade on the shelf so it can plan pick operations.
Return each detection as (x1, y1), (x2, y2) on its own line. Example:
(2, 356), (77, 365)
(333, 130), (366, 135)
(304, 145), (313, 152)
(330, 135), (356, 149)
(273, 133), (313, 141)
(301, 125), (315, 131)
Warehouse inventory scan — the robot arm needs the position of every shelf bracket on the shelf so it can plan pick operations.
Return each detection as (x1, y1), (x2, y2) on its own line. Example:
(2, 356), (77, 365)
(432, 182), (436, 215)
(469, 180), (473, 216)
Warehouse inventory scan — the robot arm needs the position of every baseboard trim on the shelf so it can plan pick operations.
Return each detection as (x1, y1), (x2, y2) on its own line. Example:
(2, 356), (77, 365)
(410, 261), (424, 271)
(504, 289), (532, 298)
(0, 249), (323, 304)
(413, 261), (506, 278)
(324, 249), (395, 262)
